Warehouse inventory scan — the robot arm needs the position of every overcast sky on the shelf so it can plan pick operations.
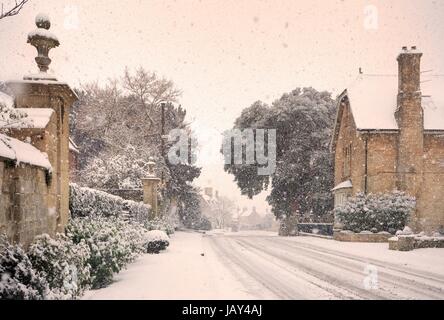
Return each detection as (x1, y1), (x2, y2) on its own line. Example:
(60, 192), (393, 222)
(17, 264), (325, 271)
(1, 0), (443, 214)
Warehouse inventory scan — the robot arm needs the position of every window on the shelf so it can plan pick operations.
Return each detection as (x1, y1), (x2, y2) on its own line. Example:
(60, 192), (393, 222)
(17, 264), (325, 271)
(343, 143), (352, 178)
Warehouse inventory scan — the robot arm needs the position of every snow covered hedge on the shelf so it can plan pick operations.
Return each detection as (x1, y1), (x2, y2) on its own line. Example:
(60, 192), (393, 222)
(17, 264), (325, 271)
(69, 183), (150, 223)
(0, 235), (49, 300)
(1, 215), (169, 298)
(334, 191), (416, 234)
(66, 216), (147, 289)
(28, 234), (91, 299)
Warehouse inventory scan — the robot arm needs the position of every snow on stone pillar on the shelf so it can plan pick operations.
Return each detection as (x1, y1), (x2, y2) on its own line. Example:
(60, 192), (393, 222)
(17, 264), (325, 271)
(7, 13), (77, 235)
(142, 157), (160, 217)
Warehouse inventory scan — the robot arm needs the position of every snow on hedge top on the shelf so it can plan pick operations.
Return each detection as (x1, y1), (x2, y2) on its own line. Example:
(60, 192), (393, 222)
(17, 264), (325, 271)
(0, 133), (52, 170)
(4, 108), (54, 129)
(345, 74), (444, 131)
(146, 230), (169, 242)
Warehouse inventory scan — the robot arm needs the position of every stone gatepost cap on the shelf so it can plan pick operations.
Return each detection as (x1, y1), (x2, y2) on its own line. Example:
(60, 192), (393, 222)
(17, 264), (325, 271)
(141, 176), (161, 182)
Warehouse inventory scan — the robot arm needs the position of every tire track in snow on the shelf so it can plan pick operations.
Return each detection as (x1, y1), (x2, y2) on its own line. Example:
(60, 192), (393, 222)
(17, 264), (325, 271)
(262, 237), (444, 298)
(241, 236), (444, 299)
(270, 237), (444, 285)
(208, 235), (338, 299)
(233, 237), (386, 299)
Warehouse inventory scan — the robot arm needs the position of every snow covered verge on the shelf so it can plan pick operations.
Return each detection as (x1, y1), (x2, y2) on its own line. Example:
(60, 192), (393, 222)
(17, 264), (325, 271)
(1, 184), (174, 300)
(0, 216), (171, 299)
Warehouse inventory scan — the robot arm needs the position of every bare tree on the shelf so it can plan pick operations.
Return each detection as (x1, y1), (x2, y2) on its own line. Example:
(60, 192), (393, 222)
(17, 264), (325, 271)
(0, 0), (29, 20)
(123, 67), (181, 126)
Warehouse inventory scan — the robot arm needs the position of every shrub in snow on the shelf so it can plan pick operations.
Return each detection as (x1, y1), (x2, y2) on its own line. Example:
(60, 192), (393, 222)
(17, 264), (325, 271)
(69, 183), (150, 224)
(0, 235), (49, 300)
(66, 216), (146, 289)
(145, 230), (169, 254)
(145, 216), (175, 235)
(28, 234), (91, 299)
(334, 191), (415, 234)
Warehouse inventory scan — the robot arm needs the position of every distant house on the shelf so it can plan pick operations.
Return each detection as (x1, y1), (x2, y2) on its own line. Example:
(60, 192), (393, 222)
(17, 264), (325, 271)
(330, 47), (444, 233)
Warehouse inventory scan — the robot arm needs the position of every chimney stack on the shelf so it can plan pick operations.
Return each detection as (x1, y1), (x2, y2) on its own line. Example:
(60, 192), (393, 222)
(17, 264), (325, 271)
(395, 46), (424, 220)
(397, 45), (422, 94)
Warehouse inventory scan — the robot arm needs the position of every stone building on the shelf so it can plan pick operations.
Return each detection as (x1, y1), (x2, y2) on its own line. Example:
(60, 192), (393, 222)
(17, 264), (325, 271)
(331, 47), (444, 233)
(0, 14), (77, 246)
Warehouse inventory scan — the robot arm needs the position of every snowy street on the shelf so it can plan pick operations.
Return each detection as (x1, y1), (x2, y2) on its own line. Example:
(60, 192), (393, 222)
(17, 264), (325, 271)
(84, 231), (444, 300)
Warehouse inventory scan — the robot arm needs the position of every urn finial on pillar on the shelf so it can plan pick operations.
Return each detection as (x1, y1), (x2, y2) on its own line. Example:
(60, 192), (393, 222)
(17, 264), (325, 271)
(27, 13), (60, 74)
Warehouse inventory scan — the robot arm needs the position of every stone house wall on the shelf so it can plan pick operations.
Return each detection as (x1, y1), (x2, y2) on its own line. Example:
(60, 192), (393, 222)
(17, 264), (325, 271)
(333, 101), (444, 233)
(418, 134), (444, 231)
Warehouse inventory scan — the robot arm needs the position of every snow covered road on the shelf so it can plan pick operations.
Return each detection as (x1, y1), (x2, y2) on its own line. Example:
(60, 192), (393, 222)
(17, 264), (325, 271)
(83, 231), (444, 300)
(208, 232), (444, 299)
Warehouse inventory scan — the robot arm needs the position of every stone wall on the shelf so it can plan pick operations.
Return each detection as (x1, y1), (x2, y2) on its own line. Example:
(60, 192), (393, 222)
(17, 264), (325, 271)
(333, 230), (392, 242)
(7, 81), (76, 234)
(0, 159), (52, 246)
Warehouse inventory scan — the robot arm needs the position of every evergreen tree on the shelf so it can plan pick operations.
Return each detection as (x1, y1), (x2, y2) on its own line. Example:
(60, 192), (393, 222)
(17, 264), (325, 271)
(223, 87), (336, 220)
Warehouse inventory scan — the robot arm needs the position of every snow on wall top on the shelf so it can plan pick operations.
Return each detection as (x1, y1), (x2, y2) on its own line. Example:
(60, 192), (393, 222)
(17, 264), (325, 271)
(5, 108), (54, 129)
(331, 180), (352, 191)
(0, 133), (52, 170)
(69, 137), (79, 153)
(345, 74), (444, 131)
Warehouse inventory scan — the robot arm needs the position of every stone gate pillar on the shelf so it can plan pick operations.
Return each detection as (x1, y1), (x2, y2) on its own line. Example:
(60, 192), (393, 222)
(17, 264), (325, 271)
(142, 177), (161, 217)
(7, 14), (77, 233)
(142, 157), (160, 217)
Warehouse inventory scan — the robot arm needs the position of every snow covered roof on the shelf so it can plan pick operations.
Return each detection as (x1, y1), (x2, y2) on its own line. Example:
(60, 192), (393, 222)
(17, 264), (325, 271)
(0, 133), (52, 170)
(344, 74), (444, 131)
(331, 180), (352, 191)
(331, 74), (444, 151)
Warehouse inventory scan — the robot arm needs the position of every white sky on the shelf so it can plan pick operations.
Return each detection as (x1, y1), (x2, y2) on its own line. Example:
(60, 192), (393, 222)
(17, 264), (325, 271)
(1, 0), (443, 214)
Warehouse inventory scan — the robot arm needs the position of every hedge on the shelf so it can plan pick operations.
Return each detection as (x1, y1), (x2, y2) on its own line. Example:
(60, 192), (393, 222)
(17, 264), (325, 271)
(69, 183), (150, 223)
